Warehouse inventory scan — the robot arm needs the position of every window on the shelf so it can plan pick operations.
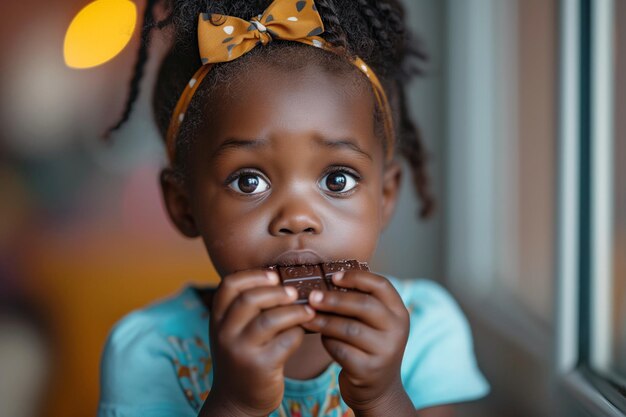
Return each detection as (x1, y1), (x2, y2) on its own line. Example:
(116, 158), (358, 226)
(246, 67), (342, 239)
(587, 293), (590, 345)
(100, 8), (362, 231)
(446, 0), (626, 415)
(559, 0), (626, 415)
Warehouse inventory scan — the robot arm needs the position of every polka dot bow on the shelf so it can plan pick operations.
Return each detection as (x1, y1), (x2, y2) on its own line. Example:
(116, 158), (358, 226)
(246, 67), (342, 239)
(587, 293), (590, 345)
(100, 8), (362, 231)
(166, 0), (395, 165)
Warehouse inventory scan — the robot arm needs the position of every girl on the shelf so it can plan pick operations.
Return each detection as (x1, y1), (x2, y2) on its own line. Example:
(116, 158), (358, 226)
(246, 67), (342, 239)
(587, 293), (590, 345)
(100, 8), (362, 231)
(98, 1), (490, 416)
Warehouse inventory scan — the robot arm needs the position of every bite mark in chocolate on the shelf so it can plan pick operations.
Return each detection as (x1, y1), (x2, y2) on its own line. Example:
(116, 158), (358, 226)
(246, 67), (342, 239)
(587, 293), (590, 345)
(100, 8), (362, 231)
(268, 260), (369, 304)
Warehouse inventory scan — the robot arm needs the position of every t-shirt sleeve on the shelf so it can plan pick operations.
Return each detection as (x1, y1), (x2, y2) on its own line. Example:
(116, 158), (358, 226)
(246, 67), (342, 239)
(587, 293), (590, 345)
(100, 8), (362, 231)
(394, 278), (490, 410)
(97, 312), (196, 417)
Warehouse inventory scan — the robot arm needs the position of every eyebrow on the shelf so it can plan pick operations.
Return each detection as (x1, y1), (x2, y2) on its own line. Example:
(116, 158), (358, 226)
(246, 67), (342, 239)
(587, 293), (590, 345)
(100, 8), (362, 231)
(211, 136), (372, 161)
(314, 137), (373, 161)
(212, 137), (268, 159)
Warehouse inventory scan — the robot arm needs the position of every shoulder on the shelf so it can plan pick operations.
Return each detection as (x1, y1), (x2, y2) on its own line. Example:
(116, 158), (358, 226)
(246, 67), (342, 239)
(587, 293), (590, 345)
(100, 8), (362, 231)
(387, 277), (457, 309)
(386, 277), (491, 410)
(104, 285), (204, 343)
(101, 286), (203, 367)
(98, 286), (204, 416)
(387, 277), (468, 333)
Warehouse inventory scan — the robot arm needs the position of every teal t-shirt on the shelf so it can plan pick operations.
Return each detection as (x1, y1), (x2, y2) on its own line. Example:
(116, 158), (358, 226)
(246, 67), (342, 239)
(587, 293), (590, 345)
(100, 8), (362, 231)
(97, 277), (489, 417)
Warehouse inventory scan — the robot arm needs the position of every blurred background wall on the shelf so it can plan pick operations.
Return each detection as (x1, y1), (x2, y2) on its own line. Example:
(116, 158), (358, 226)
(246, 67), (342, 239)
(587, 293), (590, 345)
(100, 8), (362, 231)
(0, 1), (623, 417)
(0, 1), (220, 416)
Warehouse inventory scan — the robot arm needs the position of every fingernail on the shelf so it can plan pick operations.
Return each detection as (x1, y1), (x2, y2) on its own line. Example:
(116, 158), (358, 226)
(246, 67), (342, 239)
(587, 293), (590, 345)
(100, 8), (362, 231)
(332, 272), (344, 281)
(304, 305), (315, 315)
(310, 290), (323, 304)
(266, 271), (279, 283)
(285, 286), (297, 298)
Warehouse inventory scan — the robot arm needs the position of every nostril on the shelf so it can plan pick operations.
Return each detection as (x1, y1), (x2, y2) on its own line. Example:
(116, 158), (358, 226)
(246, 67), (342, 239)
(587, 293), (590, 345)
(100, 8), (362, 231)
(278, 227), (315, 235)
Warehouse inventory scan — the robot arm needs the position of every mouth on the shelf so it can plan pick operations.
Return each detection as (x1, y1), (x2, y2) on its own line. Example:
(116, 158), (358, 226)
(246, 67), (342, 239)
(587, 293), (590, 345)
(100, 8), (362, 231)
(269, 250), (325, 267)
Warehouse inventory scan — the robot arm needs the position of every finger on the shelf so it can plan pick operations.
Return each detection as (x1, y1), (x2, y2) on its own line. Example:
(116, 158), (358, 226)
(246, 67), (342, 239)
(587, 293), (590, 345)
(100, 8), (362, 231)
(212, 269), (280, 323)
(265, 326), (306, 364)
(329, 271), (407, 318)
(308, 289), (389, 330)
(220, 285), (299, 336)
(242, 304), (315, 345)
(321, 336), (370, 371)
(301, 313), (380, 353)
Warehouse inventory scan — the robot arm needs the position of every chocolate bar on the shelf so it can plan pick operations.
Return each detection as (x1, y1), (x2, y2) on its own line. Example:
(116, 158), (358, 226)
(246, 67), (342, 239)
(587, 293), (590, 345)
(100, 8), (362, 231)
(269, 260), (369, 304)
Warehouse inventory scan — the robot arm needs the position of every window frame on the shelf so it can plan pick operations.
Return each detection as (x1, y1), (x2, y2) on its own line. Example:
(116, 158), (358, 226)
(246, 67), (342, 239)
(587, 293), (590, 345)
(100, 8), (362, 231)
(557, 0), (626, 414)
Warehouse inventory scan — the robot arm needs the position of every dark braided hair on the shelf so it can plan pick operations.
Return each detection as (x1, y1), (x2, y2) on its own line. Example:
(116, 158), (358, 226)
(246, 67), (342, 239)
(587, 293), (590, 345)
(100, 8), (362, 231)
(104, 0), (159, 138)
(108, 0), (435, 219)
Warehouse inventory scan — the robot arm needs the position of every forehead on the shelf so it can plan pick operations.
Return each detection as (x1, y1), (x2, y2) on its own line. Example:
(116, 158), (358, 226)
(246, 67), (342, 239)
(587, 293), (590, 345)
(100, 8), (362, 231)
(198, 62), (379, 156)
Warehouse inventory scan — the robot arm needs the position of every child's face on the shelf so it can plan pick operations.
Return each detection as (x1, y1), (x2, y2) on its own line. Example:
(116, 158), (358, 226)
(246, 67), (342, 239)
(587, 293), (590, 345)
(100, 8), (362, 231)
(162, 63), (401, 278)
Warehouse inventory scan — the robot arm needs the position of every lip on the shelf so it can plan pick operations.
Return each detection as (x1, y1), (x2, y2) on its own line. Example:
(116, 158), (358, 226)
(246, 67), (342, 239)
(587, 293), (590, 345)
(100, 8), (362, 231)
(271, 250), (325, 266)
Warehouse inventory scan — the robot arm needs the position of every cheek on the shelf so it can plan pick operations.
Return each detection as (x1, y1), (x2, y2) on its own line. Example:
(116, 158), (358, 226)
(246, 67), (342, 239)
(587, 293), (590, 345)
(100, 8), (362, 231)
(325, 186), (384, 257)
(332, 216), (379, 259)
(195, 193), (270, 273)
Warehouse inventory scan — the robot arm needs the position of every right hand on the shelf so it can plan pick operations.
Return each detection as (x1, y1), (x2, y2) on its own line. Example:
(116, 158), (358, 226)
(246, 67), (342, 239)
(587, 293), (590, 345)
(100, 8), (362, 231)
(201, 269), (315, 417)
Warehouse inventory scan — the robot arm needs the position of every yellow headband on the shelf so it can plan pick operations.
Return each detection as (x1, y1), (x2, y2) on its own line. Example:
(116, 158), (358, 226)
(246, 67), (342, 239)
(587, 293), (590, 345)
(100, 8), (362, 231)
(166, 0), (395, 165)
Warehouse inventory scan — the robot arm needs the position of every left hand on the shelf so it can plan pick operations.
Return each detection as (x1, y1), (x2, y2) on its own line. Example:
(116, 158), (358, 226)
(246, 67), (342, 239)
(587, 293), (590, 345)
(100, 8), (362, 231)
(300, 270), (410, 413)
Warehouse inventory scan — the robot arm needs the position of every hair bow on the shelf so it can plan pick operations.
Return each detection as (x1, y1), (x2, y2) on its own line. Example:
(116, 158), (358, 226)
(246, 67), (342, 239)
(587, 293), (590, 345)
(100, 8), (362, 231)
(166, 0), (395, 165)
(198, 0), (325, 63)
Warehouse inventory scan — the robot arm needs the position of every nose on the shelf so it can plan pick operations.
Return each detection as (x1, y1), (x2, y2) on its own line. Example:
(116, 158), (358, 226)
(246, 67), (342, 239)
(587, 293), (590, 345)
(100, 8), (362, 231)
(268, 197), (323, 236)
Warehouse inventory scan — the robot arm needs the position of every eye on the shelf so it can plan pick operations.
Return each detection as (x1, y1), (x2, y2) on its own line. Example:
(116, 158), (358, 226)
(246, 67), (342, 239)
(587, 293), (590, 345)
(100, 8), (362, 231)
(227, 172), (270, 194)
(319, 170), (359, 193)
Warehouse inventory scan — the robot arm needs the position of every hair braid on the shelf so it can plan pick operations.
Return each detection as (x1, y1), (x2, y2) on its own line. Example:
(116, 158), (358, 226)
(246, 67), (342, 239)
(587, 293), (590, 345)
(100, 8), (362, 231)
(396, 84), (434, 219)
(353, 0), (433, 218)
(376, 0), (403, 29)
(314, 0), (349, 53)
(104, 0), (161, 139)
(356, 0), (392, 51)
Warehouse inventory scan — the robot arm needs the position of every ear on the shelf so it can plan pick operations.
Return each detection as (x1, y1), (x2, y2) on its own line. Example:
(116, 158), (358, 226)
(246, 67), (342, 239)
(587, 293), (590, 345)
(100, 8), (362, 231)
(380, 160), (402, 230)
(159, 168), (200, 238)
